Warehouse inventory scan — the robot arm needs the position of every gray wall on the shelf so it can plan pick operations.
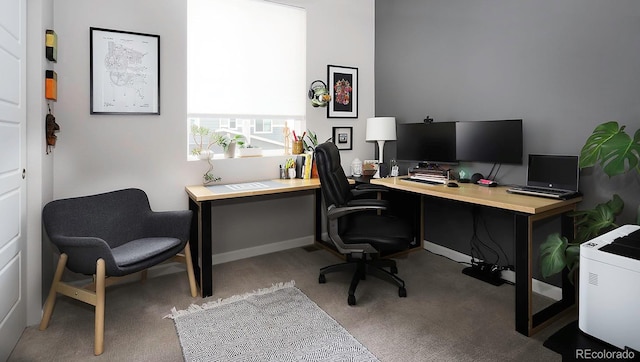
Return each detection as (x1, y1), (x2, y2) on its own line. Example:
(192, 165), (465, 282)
(375, 1), (640, 275)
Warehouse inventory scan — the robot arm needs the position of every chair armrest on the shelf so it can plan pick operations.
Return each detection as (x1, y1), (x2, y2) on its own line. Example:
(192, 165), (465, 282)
(144, 210), (193, 241)
(50, 236), (118, 274)
(347, 199), (390, 208)
(326, 203), (387, 220)
(350, 183), (389, 198)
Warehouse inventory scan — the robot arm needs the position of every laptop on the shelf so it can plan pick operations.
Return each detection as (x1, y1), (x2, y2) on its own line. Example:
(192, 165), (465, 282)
(507, 154), (581, 199)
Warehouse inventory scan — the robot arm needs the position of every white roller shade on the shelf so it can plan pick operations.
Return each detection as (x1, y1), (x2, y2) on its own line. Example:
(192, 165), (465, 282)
(188, 0), (306, 118)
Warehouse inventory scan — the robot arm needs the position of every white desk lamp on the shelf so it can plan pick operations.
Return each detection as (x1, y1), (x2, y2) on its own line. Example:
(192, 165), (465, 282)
(366, 117), (396, 178)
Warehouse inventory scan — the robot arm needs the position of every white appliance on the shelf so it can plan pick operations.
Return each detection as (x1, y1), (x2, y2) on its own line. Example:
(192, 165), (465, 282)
(579, 224), (640, 351)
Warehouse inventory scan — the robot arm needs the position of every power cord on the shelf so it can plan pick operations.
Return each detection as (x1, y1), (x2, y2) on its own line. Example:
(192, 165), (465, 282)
(469, 206), (514, 272)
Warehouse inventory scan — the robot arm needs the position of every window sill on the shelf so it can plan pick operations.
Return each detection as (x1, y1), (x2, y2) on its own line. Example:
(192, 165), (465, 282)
(187, 149), (289, 162)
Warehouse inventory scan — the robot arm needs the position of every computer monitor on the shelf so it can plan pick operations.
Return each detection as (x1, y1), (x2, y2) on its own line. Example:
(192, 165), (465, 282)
(455, 119), (523, 164)
(396, 122), (458, 165)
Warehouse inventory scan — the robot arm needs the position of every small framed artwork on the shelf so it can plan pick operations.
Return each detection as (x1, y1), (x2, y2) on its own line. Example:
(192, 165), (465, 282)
(332, 126), (353, 150)
(327, 65), (358, 118)
(90, 27), (160, 115)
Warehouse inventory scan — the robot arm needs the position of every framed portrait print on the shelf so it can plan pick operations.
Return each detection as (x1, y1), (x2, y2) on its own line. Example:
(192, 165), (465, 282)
(327, 65), (358, 118)
(90, 27), (160, 115)
(332, 126), (353, 150)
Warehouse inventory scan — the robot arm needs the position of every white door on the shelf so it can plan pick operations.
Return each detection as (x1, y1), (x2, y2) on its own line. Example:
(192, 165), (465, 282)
(0, 0), (27, 359)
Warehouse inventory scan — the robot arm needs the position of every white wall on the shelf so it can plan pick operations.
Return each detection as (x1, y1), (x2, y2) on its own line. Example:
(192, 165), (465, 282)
(26, 0), (55, 325)
(50, 0), (375, 256)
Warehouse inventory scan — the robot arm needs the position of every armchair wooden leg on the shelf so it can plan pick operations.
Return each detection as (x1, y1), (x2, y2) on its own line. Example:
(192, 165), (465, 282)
(94, 259), (106, 356)
(39, 253), (68, 331)
(183, 241), (198, 297)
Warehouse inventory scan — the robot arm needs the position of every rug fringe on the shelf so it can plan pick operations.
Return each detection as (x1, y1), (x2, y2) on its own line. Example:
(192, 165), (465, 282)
(164, 280), (295, 319)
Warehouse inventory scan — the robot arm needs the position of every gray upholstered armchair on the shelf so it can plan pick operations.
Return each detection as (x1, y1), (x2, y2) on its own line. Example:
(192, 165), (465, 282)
(39, 188), (197, 356)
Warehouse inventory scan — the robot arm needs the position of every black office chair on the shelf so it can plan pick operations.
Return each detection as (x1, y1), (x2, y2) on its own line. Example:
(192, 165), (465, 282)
(314, 142), (413, 305)
(39, 188), (197, 355)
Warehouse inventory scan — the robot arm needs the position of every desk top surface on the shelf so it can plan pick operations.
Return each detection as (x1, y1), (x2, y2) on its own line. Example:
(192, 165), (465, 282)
(371, 177), (582, 215)
(186, 178), (321, 201)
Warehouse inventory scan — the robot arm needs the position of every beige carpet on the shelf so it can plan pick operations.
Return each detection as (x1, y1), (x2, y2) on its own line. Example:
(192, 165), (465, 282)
(9, 247), (569, 361)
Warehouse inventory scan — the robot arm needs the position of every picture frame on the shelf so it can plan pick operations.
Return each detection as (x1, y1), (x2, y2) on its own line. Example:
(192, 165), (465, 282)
(327, 65), (358, 118)
(90, 27), (160, 115)
(332, 126), (353, 150)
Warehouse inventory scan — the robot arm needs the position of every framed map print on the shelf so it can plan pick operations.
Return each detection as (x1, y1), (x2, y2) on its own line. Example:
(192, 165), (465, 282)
(90, 27), (160, 115)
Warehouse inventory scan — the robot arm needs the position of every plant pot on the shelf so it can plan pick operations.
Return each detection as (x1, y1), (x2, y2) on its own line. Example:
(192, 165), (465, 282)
(198, 149), (213, 160)
(237, 147), (262, 157)
(224, 142), (236, 158)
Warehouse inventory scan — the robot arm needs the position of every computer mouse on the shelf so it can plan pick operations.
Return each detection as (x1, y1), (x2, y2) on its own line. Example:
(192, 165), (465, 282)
(446, 182), (459, 188)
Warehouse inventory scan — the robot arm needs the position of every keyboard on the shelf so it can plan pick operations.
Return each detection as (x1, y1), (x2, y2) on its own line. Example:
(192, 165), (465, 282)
(403, 177), (447, 185)
(507, 186), (576, 199)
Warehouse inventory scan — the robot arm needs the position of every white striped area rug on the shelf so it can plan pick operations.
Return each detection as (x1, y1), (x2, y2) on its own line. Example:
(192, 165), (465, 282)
(166, 281), (379, 362)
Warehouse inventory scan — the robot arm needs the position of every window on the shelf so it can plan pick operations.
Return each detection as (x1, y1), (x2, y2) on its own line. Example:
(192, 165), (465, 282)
(187, 0), (307, 158)
(254, 119), (272, 134)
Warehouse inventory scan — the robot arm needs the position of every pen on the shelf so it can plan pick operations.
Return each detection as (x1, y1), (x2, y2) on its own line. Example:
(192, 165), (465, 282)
(292, 130), (298, 141)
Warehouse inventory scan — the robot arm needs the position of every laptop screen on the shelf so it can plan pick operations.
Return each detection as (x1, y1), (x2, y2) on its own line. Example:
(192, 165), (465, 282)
(527, 154), (579, 191)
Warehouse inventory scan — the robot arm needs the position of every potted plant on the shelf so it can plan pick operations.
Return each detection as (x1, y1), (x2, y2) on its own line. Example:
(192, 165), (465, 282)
(217, 134), (245, 158)
(237, 144), (262, 157)
(285, 157), (296, 179)
(190, 125), (217, 159)
(303, 129), (319, 152)
(191, 125), (237, 183)
(540, 121), (640, 280)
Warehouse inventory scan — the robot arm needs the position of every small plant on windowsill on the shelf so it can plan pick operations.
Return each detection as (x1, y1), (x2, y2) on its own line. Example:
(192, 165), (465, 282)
(237, 143), (262, 157)
(190, 126), (244, 158)
(190, 125), (225, 184)
(218, 134), (245, 158)
(540, 121), (640, 281)
(190, 125), (216, 159)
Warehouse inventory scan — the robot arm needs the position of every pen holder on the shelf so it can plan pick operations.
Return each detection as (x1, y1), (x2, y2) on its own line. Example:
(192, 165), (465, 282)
(292, 140), (304, 154)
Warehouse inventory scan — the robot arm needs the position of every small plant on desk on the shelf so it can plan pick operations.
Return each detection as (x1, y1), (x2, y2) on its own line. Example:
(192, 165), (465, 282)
(285, 158), (296, 179)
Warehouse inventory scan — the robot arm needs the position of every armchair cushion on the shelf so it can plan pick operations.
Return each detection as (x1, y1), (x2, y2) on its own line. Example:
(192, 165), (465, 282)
(111, 237), (182, 267)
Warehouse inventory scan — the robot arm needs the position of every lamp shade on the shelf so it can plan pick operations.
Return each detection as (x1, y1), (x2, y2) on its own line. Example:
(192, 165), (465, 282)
(366, 117), (397, 141)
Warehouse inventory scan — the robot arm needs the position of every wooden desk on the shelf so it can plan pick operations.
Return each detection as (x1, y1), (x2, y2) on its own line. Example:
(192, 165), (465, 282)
(370, 177), (582, 337)
(186, 179), (324, 297)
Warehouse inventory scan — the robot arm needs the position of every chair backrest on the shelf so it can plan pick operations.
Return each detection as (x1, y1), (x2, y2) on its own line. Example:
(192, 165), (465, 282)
(314, 142), (353, 208)
(42, 188), (153, 249)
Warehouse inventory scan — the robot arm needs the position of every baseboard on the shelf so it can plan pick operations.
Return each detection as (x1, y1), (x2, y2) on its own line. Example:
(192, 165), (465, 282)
(424, 241), (562, 301)
(212, 236), (315, 265)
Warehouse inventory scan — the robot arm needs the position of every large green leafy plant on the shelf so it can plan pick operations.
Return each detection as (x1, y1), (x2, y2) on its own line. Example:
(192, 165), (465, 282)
(540, 121), (640, 279)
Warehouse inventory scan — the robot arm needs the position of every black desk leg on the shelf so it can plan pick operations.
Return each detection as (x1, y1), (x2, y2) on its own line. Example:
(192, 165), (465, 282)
(514, 213), (529, 335)
(189, 198), (213, 298)
(199, 200), (213, 297)
(188, 198), (201, 288)
(514, 211), (577, 336)
(314, 188), (322, 241)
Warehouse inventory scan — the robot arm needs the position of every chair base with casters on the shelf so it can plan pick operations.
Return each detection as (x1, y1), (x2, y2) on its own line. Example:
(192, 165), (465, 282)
(39, 188), (197, 356)
(319, 253), (407, 305)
